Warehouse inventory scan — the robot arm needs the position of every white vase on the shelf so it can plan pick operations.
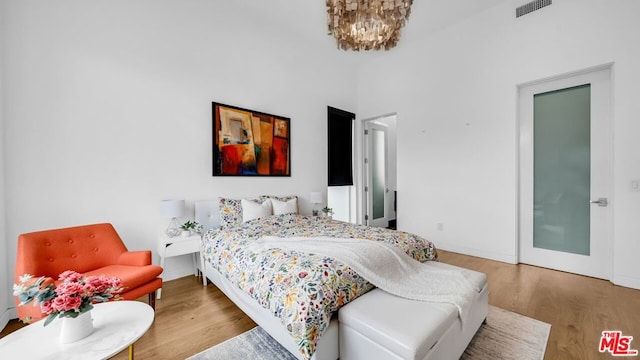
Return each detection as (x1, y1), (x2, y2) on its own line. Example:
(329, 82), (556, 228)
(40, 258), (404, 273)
(59, 310), (94, 344)
(181, 230), (191, 237)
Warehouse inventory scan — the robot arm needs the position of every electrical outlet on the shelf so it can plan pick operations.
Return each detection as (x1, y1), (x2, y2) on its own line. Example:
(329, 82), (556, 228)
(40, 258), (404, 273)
(631, 179), (640, 192)
(437, 223), (444, 231)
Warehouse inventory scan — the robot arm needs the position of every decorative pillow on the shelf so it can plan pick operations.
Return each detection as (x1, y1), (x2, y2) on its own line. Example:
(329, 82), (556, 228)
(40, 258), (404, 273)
(271, 197), (298, 215)
(218, 197), (243, 228)
(242, 198), (273, 222)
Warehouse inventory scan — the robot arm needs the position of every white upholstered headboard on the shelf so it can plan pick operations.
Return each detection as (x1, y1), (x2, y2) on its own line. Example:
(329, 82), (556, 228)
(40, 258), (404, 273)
(195, 200), (220, 232)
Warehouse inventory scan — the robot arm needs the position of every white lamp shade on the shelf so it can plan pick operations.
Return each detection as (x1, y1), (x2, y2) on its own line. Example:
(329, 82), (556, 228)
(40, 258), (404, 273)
(160, 199), (184, 218)
(310, 192), (322, 204)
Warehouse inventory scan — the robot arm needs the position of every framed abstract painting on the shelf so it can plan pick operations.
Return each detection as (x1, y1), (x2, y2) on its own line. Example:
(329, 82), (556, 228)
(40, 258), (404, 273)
(212, 102), (291, 176)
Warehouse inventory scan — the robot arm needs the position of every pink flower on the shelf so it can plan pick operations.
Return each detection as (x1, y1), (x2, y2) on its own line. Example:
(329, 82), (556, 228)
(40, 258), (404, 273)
(58, 270), (83, 283)
(109, 278), (123, 292)
(40, 300), (54, 315)
(55, 281), (83, 297)
(84, 276), (108, 294)
(51, 294), (82, 312)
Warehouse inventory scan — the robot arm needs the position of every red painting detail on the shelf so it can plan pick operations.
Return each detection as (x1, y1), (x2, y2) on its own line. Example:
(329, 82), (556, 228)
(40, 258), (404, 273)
(221, 145), (242, 175)
(271, 137), (289, 175)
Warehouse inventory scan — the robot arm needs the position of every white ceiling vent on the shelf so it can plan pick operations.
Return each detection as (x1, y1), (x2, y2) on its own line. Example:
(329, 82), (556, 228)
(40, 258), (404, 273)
(516, 0), (552, 18)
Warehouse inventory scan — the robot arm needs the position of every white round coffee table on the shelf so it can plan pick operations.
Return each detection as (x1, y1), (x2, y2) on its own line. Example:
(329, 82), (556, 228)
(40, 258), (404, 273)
(0, 301), (154, 360)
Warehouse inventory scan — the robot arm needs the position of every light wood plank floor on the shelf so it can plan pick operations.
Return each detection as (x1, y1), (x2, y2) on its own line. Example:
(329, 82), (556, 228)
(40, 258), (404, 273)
(2, 250), (640, 359)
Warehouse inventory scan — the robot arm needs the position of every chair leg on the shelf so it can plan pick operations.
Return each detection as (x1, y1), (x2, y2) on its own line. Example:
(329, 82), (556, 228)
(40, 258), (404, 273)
(148, 291), (156, 310)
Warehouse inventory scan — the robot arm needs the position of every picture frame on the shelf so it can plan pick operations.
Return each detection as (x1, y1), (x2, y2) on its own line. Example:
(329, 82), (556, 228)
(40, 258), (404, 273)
(212, 102), (291, 176)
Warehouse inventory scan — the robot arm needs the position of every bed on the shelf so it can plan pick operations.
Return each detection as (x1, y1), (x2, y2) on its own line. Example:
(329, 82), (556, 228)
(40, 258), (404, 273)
(194, 198), (484, 360)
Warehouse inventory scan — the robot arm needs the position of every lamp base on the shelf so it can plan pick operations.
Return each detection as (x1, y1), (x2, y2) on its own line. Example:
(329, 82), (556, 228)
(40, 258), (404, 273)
(165, 218), (181, 238)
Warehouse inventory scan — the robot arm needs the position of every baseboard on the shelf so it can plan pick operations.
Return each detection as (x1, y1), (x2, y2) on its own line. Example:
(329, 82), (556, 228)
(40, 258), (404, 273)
(0, 306), (17, 332)
(438, 244), (517, 265)
(612, 273), (640, 290)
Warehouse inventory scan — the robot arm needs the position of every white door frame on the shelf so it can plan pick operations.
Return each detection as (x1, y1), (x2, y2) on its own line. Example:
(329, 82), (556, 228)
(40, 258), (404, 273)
(517, 63), (614, 280)
(361, 113), (396, 226)
(365, 121), (389, 227)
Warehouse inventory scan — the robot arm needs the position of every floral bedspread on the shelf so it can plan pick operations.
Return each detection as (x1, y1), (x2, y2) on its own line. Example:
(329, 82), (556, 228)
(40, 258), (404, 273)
(201, 214), (437, 359)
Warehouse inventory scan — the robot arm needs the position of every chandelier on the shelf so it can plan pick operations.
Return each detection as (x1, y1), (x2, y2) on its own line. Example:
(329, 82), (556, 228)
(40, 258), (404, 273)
(326, 0), (413, 51)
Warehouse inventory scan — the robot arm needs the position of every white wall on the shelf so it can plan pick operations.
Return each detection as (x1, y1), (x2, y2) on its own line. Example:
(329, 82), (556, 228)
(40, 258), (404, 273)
(357, 0), (640, 289)
(0, 0), (12, 330)
(2, 0), (357, 307)
(328, 186), (353, 222)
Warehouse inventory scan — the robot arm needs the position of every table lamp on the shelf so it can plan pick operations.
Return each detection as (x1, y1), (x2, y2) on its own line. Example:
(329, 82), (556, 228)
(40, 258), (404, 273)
(160, 199), (184, 237)
(310, 192), (322, 216)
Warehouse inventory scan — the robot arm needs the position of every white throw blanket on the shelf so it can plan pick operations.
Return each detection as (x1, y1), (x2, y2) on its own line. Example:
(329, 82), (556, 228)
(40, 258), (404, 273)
(251, 236), (486, 325)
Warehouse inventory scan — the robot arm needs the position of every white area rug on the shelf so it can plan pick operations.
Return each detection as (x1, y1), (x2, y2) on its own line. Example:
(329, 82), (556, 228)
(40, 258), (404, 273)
(461, 306), (550, 359)
(187, 305), (550, 360)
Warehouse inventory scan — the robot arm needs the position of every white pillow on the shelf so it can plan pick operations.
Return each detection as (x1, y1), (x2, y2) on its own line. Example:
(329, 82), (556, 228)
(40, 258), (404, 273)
(271, 197), (298, 215)
(241, 198), (272, 222)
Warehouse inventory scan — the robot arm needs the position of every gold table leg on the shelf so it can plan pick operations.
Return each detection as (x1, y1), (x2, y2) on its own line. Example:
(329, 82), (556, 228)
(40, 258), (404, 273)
(128, 343), (134, 360)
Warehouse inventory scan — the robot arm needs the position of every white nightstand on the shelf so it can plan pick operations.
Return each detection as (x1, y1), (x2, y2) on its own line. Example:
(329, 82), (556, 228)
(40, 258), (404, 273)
(157, 232), (201, 299)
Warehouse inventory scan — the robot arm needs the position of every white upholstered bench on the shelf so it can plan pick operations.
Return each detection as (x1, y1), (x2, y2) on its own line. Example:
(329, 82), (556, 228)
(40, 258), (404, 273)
(339, 262), (488, 360)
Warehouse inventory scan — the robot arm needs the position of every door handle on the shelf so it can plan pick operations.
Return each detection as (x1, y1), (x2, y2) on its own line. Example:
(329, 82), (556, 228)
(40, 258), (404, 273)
(590, 197), (608, 207)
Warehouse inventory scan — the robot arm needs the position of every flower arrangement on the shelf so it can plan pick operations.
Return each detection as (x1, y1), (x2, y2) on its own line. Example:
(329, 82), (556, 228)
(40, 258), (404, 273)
(13, 270), (123, 326)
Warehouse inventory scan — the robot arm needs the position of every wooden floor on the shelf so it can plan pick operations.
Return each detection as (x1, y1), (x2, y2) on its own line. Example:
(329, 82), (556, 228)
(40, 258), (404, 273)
(2, 250), (640, 359)
(439, 251), (640, 359)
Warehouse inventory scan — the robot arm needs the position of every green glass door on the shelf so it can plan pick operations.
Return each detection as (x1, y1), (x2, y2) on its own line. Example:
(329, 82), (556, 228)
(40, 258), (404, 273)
(372, 127), (386, 220)
(533, 84), (591, 255)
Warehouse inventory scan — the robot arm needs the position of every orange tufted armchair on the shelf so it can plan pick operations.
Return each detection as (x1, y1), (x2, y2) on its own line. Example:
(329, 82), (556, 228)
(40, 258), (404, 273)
(14, 223), (163, 322)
